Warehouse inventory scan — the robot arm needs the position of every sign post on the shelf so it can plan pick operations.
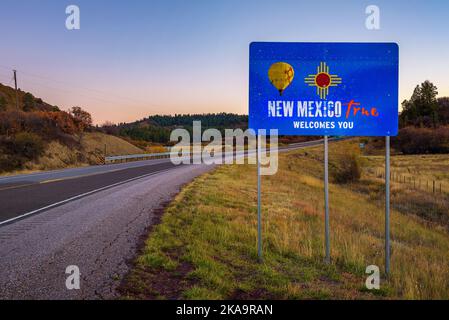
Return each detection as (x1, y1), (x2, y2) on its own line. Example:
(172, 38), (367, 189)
(324, 136), (330, 264)
(385, 136), (391, 276)
(249, 42), (399, 267)
(257, 135), (262, 262)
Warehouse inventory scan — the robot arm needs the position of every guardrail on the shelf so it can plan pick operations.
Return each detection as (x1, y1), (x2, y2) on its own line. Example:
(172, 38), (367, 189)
(104, 151), (238, 164)
(103, 138), (343, 164)
(104, 152), (171, 163)
(104, 149), (257, 164)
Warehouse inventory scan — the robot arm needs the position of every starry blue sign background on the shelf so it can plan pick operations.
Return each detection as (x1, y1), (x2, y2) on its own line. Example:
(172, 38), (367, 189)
(249, 42), (399, 136)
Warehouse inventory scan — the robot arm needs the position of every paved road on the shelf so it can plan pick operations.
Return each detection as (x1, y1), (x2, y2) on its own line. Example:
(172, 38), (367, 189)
(0, 161), (177, 224)
(0, 164), (215, 299)
(0, 139), (330, 225)
(0, 139), (328, 299)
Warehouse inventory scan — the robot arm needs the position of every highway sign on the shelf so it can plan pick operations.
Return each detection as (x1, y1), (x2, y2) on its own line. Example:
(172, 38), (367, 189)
(249, 42), (399, 136)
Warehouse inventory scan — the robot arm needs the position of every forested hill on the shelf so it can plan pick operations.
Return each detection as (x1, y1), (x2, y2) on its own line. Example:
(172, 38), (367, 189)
(145, 113), (248, 128)
(102, 113), (248, 144)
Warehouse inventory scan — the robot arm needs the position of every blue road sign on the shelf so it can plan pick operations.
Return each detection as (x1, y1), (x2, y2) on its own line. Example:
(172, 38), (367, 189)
(249, 42), (399, 136)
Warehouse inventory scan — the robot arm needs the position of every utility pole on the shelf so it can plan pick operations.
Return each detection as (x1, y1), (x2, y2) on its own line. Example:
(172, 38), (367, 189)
(13, 70), (19, 110)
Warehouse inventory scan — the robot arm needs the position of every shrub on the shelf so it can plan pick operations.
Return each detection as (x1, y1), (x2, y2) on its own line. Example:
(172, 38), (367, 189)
(0, 96), (7, 111)
(0, 132), (46, 172)
(23, 92), (36, 111)
(394, 126), (449, 154)
(0, 154), (25, 172)
(0, 110), (81, 140)
(9, 132), (45, 160)
(330, 148), (362, 184)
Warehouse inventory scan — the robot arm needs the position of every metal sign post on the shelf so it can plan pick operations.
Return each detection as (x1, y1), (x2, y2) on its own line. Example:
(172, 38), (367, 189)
(257, 135), (262, 262)
(324, 136), (330, 264)
(385, 136), (391, 276)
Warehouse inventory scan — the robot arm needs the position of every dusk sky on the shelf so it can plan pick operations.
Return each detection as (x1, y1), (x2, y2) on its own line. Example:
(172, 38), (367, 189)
(0, 0), (448, 124)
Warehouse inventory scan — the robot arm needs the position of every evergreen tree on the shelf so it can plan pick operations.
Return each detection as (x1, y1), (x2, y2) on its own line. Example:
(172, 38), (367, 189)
(400, 81), (439, 127)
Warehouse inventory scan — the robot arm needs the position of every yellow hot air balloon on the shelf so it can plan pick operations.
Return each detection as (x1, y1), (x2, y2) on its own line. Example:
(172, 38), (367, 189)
(268, 62), (294, 96)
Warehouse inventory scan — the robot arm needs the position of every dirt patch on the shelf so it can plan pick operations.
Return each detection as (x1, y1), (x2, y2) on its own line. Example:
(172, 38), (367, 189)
(120, 260), (195, 300)
(118, 195), (198, 299)
(230, 288), (280, 300)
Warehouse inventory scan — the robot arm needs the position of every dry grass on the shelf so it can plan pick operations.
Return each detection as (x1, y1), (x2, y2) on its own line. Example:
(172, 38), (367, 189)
(360, 151), (449, 228)
(2, 132), (143, 175)
(82, 132), (143, 157)
(122, 140), (449, 300)
(364, 154), (449, 193)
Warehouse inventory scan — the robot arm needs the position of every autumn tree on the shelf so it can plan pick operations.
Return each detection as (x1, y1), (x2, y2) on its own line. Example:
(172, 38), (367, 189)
(69, 106), (93, 142)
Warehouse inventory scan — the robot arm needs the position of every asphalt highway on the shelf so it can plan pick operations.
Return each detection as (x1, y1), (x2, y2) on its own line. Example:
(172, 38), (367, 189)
(0, 164), (214, 299)
(0, 160), (177, 224)
(0, 139), (329, 225)
(0, 139), (328, 299)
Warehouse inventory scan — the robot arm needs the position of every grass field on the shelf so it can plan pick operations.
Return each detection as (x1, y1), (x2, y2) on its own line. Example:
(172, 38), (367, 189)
(120, 140), (449, 299)
(361, 153), (449, 228)
(365, 154), (449, 193)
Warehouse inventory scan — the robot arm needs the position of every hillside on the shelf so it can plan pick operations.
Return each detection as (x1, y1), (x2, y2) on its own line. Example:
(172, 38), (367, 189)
(120, 139), (449, 299)
(8, 132), (142, 175)
(0, 83), (143, 175)
(0, 83), (59, 112)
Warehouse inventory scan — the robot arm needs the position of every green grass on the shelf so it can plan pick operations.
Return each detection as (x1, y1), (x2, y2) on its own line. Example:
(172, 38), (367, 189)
(120, 140), (449, 300)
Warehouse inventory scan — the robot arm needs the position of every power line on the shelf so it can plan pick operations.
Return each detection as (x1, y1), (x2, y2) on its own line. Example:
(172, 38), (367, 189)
(0, 64), (161, 107)
(1, 67), (142, 110)
(0, 74), (14, 86)
(18, 77), (135, 107)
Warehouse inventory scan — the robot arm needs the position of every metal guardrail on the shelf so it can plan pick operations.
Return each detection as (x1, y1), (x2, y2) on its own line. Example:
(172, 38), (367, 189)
(104, 138), (342, 164)
(105, 151), (239, 163)
(104, 152), (171, 163)
(104, 149), (257, 164)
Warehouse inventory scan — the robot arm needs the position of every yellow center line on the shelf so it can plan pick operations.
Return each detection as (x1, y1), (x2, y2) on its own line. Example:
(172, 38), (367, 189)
(0, 167), (137, 192)
(0, 183), (37, 192)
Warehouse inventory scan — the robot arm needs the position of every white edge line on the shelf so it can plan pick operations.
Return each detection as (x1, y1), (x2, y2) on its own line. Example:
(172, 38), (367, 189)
(0, 167), (175, 228)
(0, 157), (172, 183)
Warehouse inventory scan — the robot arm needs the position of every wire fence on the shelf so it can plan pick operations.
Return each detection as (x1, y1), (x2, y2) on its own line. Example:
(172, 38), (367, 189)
(374, 168), (447, 195)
